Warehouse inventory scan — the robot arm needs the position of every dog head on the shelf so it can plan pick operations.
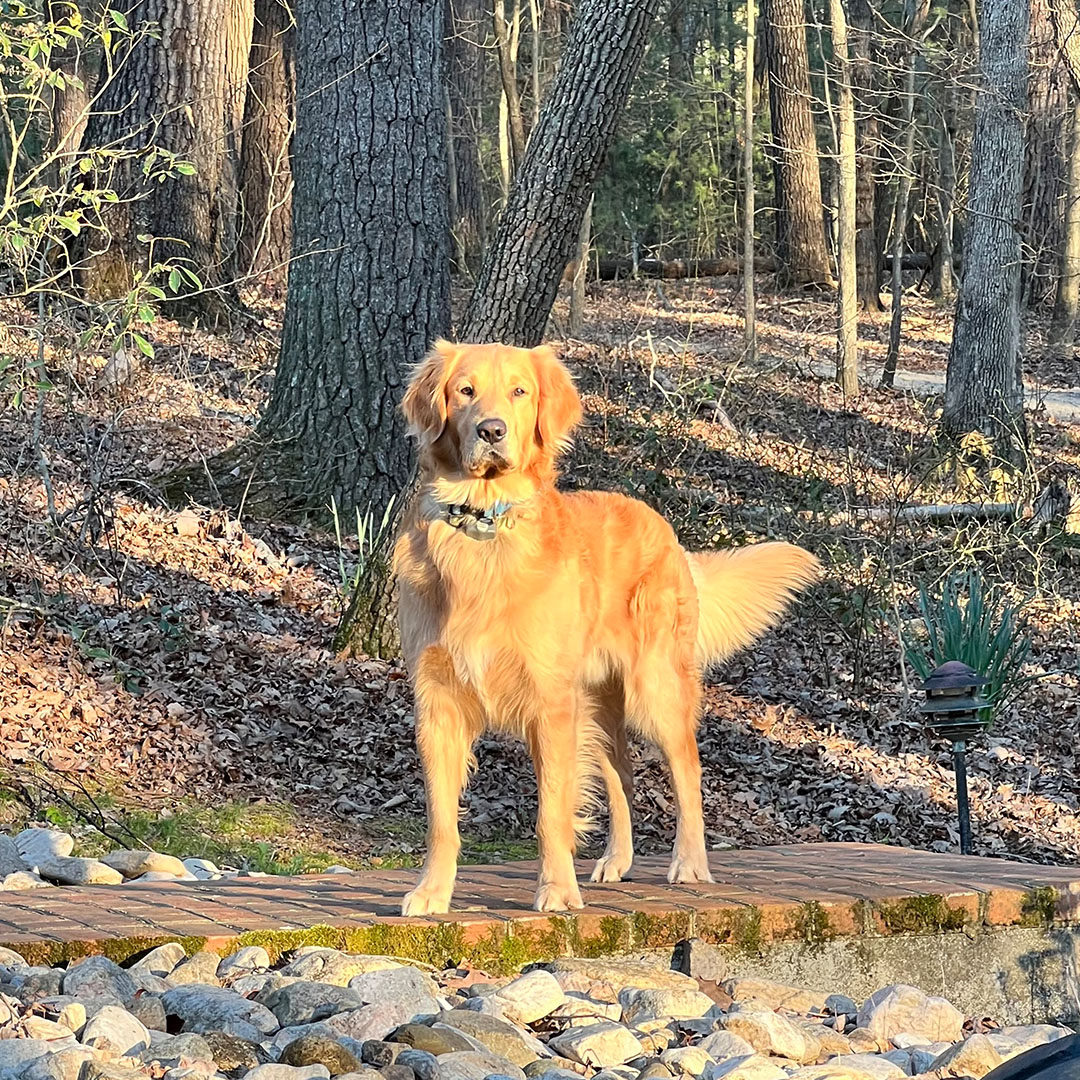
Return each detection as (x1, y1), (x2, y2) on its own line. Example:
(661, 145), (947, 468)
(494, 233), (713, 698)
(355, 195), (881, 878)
(402, 340), (582, 490)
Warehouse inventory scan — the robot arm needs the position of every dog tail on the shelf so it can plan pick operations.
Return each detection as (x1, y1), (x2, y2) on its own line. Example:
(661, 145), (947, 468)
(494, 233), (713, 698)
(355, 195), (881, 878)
(686, 543), (820, 669)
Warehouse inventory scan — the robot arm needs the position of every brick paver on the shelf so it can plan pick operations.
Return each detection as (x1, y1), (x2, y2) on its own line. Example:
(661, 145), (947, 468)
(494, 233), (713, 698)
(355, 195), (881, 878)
(5, 843), (1079, 969)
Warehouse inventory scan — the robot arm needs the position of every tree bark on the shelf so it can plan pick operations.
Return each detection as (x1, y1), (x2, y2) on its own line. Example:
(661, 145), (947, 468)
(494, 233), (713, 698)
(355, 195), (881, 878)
(760, 0), (832, 287)
(261, 0), (450, 656)
(568, 194), (593, 334)
(445, 0), (488, 274)
(831, 0), (858, 395)
(1051, 99), (1080, 344)
(494, 0), (527, 171)
(932, 76), (959, 301)
(79, 0), (234, 311)
(46, 0), (90, 165)
(460, 0), (661, 344)
(942, 0), (1029, 458)
(744, 0), (758, 364)
(849, 0), (882, 311)
(238, 0), (295, 282)
(223, 0), (254, 279)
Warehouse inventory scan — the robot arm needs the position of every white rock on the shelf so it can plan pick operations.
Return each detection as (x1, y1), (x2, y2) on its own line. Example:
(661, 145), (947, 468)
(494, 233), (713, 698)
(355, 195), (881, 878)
(135, 870), (199, 881)
(0, 1039), (67, 1073)
(549, 993), (622, 1025)
(910, 1042), (952, 1073)
(436, 1051), (526, 1080)
(660, 1046), (714, 1075)
(785, 1055), (906, 1079)
(347, 966), (439, 1018)
(102, 851), (190, 879)
(36, 855), (123, 886)
(491, 970), (566, 1025)
(724, 979), (831, 1015)
(181, 858), (221, 880)
(161, 984), (278, 1038)
(22, 1046), (97, 1080)
(698, 1032), (756, 1064)
(930, 1033), (1003, 1077)
(619, 988), (717, 1025)
(245, 1066), (330, 1080)
(889, 1032), (933, 1048)
(58, 1003), (87, 1034)
(16, 828), (74, 866)
(80, 1005), (151, 1056)
(999, 1024), (1071, 1050)
(131, 943), (187, 978)
(218, 946), (271, 979)
(2, 871), (50, 890)
(723, 1004), (820, 1064)
(707, 1057), (787, 1080)
(548, 1022), (644, 1068)
(545, 959), (697, 1000)
(21, 1018), (76, 1042)
(855, 985), (964, 1049)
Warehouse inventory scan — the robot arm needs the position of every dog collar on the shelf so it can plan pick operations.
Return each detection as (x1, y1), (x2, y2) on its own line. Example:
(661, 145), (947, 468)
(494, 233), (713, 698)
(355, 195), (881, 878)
(441, 500), (514, 541)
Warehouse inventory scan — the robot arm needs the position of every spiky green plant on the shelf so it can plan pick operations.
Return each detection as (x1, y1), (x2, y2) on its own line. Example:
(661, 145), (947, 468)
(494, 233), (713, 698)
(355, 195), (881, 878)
(901, 570), (1040, 728)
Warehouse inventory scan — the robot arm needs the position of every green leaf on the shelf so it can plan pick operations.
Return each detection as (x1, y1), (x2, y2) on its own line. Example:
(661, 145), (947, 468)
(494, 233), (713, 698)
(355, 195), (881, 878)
(109, 8), (128, 30)
(174, 162), (196, 176)
(56, 214), (81, 235)
(138, 304), (154, 324)
(168, 268), (181, 293)
(132, 332), (155, 358)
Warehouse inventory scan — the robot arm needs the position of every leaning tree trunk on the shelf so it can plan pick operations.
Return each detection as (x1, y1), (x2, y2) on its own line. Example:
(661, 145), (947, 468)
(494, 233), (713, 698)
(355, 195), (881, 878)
(942, 0), (1029, 459)
(831, 0), (858, 396)
(446, 0), (488, 274)
(849, 0), (882, 311)
(760, 0), (832, 288)
(260, 0), (450, 657)
(460, 0), (661, 344)
(1050, 0), (1080, 343)
(237, 0), (295, 283)
(79, 0), (238, 311)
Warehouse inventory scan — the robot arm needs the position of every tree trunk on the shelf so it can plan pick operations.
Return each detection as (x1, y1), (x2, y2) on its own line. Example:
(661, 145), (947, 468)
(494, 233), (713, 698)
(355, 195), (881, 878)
(446, 0), (488, 274)
(1051, 99), (1080, 344)
(760, 0), (832, 287)
(46, 0), (89, 165)
(744, 0), (758, 364)
(942, 0), (1029, 458)
(224, 0), (255, 280)
(460, 0), (661, 345)
(238, 0), (295, 283)
(261, 0), (450, 657)
(849, 0), (882, 311)
(568, 194), (593, 334)
(79, 0), (234, 311)
(494, 0), (527, 170)
(831, 0), (858, 395)
(932, 76), (958, 301)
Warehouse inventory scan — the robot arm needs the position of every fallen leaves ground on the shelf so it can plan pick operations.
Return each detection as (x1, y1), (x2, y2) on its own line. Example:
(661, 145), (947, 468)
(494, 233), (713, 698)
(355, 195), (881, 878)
(2, 278), (1080, 870)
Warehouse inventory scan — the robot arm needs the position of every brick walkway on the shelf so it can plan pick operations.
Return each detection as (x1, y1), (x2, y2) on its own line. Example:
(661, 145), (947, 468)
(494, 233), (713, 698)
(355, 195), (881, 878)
(4, 844), (1079, 969)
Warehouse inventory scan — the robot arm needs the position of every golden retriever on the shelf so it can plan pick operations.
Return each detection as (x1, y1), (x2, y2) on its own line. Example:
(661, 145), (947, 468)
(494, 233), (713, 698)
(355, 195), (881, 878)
(394, 341), (819, 914)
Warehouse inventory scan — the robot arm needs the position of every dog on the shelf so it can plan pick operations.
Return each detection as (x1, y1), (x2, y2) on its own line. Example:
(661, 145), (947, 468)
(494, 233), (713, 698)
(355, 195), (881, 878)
(394, 340), (820, 915)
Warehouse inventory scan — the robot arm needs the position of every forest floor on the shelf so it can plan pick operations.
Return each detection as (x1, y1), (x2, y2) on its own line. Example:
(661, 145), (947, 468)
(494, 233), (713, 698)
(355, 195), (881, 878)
(2, 277), (1080, 874)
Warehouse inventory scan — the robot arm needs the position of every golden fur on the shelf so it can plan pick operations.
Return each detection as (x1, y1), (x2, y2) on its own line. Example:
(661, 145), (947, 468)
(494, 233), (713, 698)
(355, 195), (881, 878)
(394, 341), (820, 914)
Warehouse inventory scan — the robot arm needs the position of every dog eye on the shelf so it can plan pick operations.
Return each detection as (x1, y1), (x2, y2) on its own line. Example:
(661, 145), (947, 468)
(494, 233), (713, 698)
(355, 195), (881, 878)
(513, 387), (526, 397)
(460, 386), (474, 397)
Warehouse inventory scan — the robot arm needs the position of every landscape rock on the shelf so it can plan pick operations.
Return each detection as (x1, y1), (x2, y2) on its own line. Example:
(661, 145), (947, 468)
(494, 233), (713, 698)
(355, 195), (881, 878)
(62, 957), (137, 1002)
(396, 1051), (439, 1080)
(671, 939), (727, 984)
(128, 994), (168, 1032)
(101, 850), (189, 879)
(0, 1039), (67, 1074)
(433, 1052), (525, 1080)
(435, 1011), (547, 1066)
(824, 996), (858, 1018)
(489, 971), (566, 1025)
(549, 994), (622, 1025)
(245, 1065), (331, 1080)
(931, 1033), (1003, 1077)
(619, 989), (717, 1026)
(279, 952), (403, 987)
(724, 980), (830, 1016)
(544, 961), (696, 1001)
(57, 1002), (88, 1033)
(36, 856), (124, 886)
(998, 1024), (1071, 1050)
(19, 968), (66, 1001)
(162, 985), (278, 1039)
(23, 1046), (97, 1080)
(139, 1033), (214, 1065)
(80, 1004), (151, 1056)
(785, 1055), (906, 1079)
(15, 828), (74, 866)
(909, 1042), (952, 1073)
(659, 1046), (714, 1075)
(549, 1022), (644, 1068)
(0, 835), (28, 877)
(722, 1004), (820, 1064)
(361, 1041), (402, 1067)
(844, 1030), (879, 1055)
(698, 1032), (756, 1064)
(167, 952), (222, 987)
(130, 943), (187, 979)
(389, 1025), (475, 1056)
(280, 1034), (362, 1074)
(707, 1057), (787, 1080)
(201, 1030), (269, 1073)
(218, 947), (271, 980)
(181, 859), (222, 880)
(855, 985), (964, 1050)
(348, 968), (439, 1018)
(79, 1061), (147, 1080)
(22, 1017), (76, 1042)
(326, 1004), (418, 1043)
(2, 871), (52, 890)
(263, 983), (364, 1027)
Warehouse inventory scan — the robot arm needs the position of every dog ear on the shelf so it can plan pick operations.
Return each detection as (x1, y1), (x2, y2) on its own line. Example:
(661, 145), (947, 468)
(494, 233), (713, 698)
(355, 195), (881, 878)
(533, 345), (582, 453)
(402, 339), (457, 443)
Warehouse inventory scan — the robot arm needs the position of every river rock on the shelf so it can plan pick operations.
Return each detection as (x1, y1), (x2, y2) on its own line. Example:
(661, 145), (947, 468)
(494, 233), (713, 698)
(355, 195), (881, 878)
(396, 1050), (439, 1080)
(707, 1057), (787, 1080)
(544, 960), (696, 1001)
(263, 982), (364, 1027)
(23, 1046), (97, 1080)
(245, 1066), (331, 1080)
(389, 1025), (475, 1056)
(326, 1004), (418, 1043)
(435, 1052), (525, 1080)
(698, 1032), (755, 1064)
(129, 994), (168, 1032)
(671, 939), (727, 984)
(435, 1011), (547, 1066)
(281, 1034), (362, 1074)
(660, 1046), (714, 1075)
(168, 952), (222, 987)
(785, 1056), (906, 1079)
(3, 870), (52, 890)
(0, 836), (28, 876)
(280, 952), (403, 987)
(130, 943), (187, 979)
(348, 968), (439, 1018)
(80, 1004), (151, 1055)
(38, 855), (123, 886)
(722, 1004), (820, 1064)
(15, 828), (74, 865)
(140, 1033), (215, 1065)
(489, 971), (566, 1025)
(724, 980), (830, 1016)
(620, 989), (717, 1026)
(62, 956), (137, 1002)
(855, 985), (964, 1049)
(999, 1024), (1071, 1050)
(549, 1022), (643, 1068)
(162, 985), (278, 1039)
(101, 850), (189, 878)
(218, 947), (271, 980)
(0, 1039), (65, 1074)
(931, 1033), (1003, 1077)
(549, 993), (622, 1025)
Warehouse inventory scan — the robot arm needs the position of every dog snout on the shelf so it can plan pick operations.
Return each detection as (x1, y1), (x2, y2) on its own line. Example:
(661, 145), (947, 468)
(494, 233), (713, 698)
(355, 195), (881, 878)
(476, 418), (507, 444)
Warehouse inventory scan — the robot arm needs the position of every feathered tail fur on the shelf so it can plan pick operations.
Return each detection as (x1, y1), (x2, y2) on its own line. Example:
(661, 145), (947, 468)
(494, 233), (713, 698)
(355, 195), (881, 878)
(686, 542), (821, 668)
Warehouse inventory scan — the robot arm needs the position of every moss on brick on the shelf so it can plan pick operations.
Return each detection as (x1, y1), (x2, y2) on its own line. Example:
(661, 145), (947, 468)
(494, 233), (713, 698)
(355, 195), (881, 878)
(878, 894), (969, 934)
(631, 910), (692, 950)
(790, 901), (833, 946)
(1020, 886), (1058, 928)
(698, 906), (764, 954)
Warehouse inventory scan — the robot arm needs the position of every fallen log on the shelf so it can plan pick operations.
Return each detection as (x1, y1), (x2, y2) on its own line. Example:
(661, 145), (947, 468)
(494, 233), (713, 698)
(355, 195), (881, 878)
(595, 253), (942, 280)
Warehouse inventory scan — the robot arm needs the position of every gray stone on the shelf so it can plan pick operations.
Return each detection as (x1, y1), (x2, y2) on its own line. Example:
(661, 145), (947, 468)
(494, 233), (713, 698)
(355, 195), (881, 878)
(619, 990), (716, 1026)
(671, 940), (727, 985)
(325, 1004), (417, 1044)
(129, 994), (168, 1032)
(521, 1060), (577, 1078)
(139, 1033), (215, 1065)
(549, 1024), (644, 1068)
(543, 961), (697, 1001)
(0, 945), (30, 967)
(435, 1012), (548, 1067)
(722, 1004), (820, 1064)
(201, 1030), (269, 1073)
(80, 1004), (151, 1055)
(15, 827), (74, 866)
(855, 985), (964, 1050)
(16, 968), (66, 1004)
(380, 1065), (416, 1080)
(281, 1034), (361, 1074)
(930, 1033), (1003, 1077)
(697, 1034), (755, 1065)
(37, 855), (123, 886)
(101, 850), (189, 878)
(396, 1050), (439, 1080)
(62, 957), (137, 1002)
(335, 1073), (384, 1080)
(489, 972), (566, 1026)
(348, 969), (439, 1019)
(390, 1025), (476, 1056)
(23, 1047), (97, 1080)
(245, 1066), (331, 1080)
(78, 1062), (146, 1080)
(909, 1042), (951, 1073)
(549, 993), (622, 1025)
(362, 1043), (403, 1067)
(162, 985), (278, 1038)
(218, 947), (271, 980)
(0, 1040), (65, 1074)
(431, 1052), (524, 1080)
(167, 952), (222, 987)
(706, 1060), (787, 1080)
(232, 974), (275, 997)
(785, 1056), (906, 1079)
(999, 1024), (1071, 1050)
(130, 943), (187, 979)
(280, 953), (404, 988)
(637, 1065), (674, 1080)
(824, 996), (857, 1017)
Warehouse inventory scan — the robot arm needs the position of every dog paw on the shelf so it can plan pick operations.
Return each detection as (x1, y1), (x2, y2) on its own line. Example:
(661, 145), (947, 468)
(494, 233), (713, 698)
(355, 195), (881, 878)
(534, 881), (584, 911)
(590, 851), (633, 882)
(401, 885), (452, 916)
(667, 851), (714, 884)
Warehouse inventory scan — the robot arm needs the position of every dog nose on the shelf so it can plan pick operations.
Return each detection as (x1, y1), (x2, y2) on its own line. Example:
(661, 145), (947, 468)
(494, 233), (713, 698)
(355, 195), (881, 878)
(477, 418), (507, 444)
